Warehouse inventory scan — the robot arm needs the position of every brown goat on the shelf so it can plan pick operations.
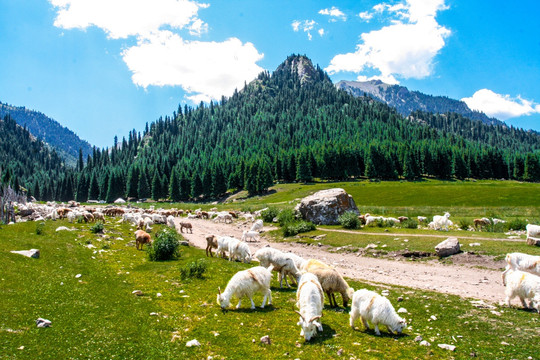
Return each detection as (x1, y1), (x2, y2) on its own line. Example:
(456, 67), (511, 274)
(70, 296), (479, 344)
(205, 235), (218, 257)
(398, 216), (409, 223)
(201, 211), (209, 219)
(179, 222), (193, 233)
(135, 230), (152, 250)
(473, 218), (490, 229)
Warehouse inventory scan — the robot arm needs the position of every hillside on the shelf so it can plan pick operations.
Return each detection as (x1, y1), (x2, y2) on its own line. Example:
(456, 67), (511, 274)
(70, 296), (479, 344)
(0, 102), (93, 165)
(336, 79), (503, 126)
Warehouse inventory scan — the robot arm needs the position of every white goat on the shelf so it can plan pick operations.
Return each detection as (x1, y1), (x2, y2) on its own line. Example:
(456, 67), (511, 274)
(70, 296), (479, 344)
(217, 265), (273, 309)
(216, 236), (235, 258)
(254, 247), (301, 288)
(250, 219), (264, 232)
(166, 215), (175, 229)
(502, 253), (540, 284)
(503, 269), (540, 312)
(295, 272), (324, 341)
(526, 224), (540, 243)
(429, 212), (452, 231)
(417, 216), (427, 223)
(228, 239), (252, 263)
(349, 289), (407, 335)
(242, 230), (259, 242)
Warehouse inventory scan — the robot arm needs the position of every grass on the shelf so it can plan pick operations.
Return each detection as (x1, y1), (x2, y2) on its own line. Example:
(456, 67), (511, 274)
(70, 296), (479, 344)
(2, 220), (539, 359)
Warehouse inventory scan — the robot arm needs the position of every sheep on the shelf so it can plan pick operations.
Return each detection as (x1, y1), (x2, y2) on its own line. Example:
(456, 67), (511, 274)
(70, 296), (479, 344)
(243, 213), (255, 222)
(526, 224), (540, 244)
(430, 212), (452, 231)
(216, 236), (235, 258)
(205, 235), (218, 257)
(241, 230), (259, 242)
(349, 289), (407, 335)
(214, 213), (233, 224)
(254, 247), (302, 288)
(417, 216), (427, 223)
(166, 215), (175, 229)
(250, 219), (264, 232)
(179, 221), (192, 233)
(503, 269), (540, 313)
(93, 212), (105, 222)
(502, 253), (540, 284)
(493, 218), (506, 225)
(365, 214), (384, 227)
(200, 211), (209, 219)
(187, 213), (198, 219)
(295, 272), (324, 341)
(398, 216), (409, 223)
(307, 266), (354, 308)
(134, 230), (152, 250)
(358, 214), (367, 225)
(217, 265), (273, 310)
(300, 258), (332, 272)
(228, 239), (252, 263)
(473, 218), (490, 230)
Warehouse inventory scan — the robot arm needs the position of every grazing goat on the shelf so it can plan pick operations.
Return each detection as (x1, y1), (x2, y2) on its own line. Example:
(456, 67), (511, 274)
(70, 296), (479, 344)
(217, 265), (273, 309)
(295, 272), (324, 341)
(307, 266), (354, 307)
(179, 222), (192, 233)
(349, 289), (407, 335)
(417, 216), (427, 223)
(166, 215), (175, 229)
(214, 213), (233, 224)
(134, 230), (152, 250)
(242, 230), (259, 242)
(216, 236), (235, 258)
(205, 235), (218, 257)
(300, 258), (332, 272)
(526, 224), (540, 245)
(398, 216), (409, 223)
(503, 269), (540, 313)
(254, 247), (302, 288)
(429, 212), (452, 231)
(502, 253), (540, 284)
(250, 219), (264, 232)
(474, 218), (490, 230)
(228, 239), (252, 263)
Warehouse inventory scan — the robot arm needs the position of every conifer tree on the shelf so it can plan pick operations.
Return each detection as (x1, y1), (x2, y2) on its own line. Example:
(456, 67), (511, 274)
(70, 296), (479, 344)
(169, 168), (181, 202)
(138, 170), (150, 199)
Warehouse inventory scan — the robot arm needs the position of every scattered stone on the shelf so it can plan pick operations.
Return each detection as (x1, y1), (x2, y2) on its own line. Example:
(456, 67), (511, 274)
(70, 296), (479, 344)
(420, 340), (431, 346)
(337, 348), (344, 356)
(180, 241), (190, 247)
(397, 296), (404, 302)
(366, 244), (378, 249)
(18, 346), (24, 350)
(36, 318), (51, 328)
(56, 226), (75, 232)
(500, 341), (510, 346)
(150, 312), (159, 316)
(470, 300), (496, 310)
(294, 188), (359, 225)
(435, 237), (461, 257)
(75, 274), (82, 278)
(430, 315), (437, 321)
(469, 352), (477, 357)
(438, 344), (456, 351)
(381, 289), (390, 296)
(414, 336), (423, 342)
(469, 243), (481, 247)
(397, 308), (408, 314)
(260, 335), (271, 345)
(156, 293), (162, 297)
(186, 339), (201, 347)
(10, 249), (40, 259)
(132, 290), (143, 296)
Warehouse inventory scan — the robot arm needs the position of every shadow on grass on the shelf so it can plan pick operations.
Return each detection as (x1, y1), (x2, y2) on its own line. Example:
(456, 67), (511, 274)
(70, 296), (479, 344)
(351, 325), (410, 339)
(299, 324), (337, 345)
(221, 304), (278, 314)
(271, 286), (298, 293)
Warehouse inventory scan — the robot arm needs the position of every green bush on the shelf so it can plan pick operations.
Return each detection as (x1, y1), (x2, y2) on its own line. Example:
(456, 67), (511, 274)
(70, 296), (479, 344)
(506, 218), (528, 231)
(261, 207), (279, 223)
(283, 221), (316, 237)
(338, 211), (360, 229)
(90, 221), (104, 234)
(36, 222), (45, 235)
(277, 209), (295, 226)
(180, 259), (207, 280)
(399, 219), (418, 229)
(458, 218), (471, 231)
(148, 228), (182, 261)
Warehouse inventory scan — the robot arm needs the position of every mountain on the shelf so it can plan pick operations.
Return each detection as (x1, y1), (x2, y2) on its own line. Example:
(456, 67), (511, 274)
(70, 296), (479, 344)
(0, 102), (93, 165)
(336, 79), (504, 126)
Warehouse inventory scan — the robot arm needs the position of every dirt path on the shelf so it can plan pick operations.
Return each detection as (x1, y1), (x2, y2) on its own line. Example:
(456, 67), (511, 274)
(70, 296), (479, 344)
(176, 218), (507, 304)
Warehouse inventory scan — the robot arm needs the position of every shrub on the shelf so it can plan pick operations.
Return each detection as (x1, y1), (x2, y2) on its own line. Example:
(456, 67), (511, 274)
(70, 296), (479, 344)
(180, 259), (207, 280)
(36, 222), (45, 235)
(283, 221), (316, 237)
(277, 209), (295, 226)
(261, 207), (279, 223)
(148, 228), (182, 261)
(399, 219), (418, 229)
(506, 218), (527, 231)
(338, 211), (360, 229)
(458, 218), (471, 231)
(90, 221), (104, 233)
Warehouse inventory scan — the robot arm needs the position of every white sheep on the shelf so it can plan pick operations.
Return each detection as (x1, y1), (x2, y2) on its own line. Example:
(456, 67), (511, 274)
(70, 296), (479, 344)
(250, 219), (264, 232)
(214, 212), (233, 224)
(430, 212), (452, 231)
(349, 289), (407, 335)
(295, 272), (324, 341)
(254, 247), (301, 288)
(417, 216), (427, 223)
(166, 215), (175, 229)
(242, 213), (255, 222)
(241, 230), (259, 242)
(502, 253), (540, 284)
(228, 239), (252, 263)
(503, 269), (540, 312)
(217, 265), (273, 309)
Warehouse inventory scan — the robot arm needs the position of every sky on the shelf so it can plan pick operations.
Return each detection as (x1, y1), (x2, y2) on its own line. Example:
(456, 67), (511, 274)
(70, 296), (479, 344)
(0, 0), (539, 148)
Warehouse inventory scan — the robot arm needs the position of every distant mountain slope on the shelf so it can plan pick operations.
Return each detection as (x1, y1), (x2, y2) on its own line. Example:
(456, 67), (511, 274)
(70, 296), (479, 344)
(336, 80), (504, 126)
(0, 102), (93, 165)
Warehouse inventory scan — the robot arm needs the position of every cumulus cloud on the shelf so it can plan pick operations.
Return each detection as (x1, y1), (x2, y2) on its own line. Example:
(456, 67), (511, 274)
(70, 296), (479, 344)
(122, 31), (264, 102)
(326, 0), (450, 83)
(319, 6), (347, 21)
(291, 19), (318, 40)
(49, 0), (264, 102)
(358, 11), (373, 21)
(462, 89), (540, 120)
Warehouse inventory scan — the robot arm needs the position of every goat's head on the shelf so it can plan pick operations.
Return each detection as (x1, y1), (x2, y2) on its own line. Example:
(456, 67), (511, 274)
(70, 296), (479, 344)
(296, 312), (322, 341)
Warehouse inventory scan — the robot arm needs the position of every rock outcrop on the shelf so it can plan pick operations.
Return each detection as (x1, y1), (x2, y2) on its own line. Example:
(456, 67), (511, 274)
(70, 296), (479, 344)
(435, 237), (461, 257)
(295, 188), (359, 225)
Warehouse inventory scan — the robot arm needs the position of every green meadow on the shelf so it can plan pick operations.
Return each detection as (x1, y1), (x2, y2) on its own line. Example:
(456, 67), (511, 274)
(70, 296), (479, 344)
(1, 219), (539, 359)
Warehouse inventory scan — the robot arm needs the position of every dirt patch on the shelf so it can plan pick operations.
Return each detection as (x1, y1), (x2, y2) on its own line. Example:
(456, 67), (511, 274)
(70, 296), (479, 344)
(175, 218), (509, 304)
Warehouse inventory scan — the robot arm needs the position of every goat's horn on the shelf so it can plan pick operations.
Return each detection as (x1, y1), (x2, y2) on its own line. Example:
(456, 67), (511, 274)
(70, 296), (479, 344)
(218, 287), (221, 296)
(294, 310), (306, 322)
(308, 315), (322, 322)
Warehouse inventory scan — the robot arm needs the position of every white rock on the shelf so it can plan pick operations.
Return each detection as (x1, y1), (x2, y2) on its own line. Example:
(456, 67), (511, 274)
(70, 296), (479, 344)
(10, 249), (40, 259)
(36, 318), (51, 328)
(186, 339), (201, 347)
(156, 293), (162, 297)
(414, 335), (423, 342)
(469, 243), (481, 247)
(260, 335), (271, 345)
(75, 274), (82, 278)
(430, 315), (437, 321)
(420, 340), (431, 346)
(438, 344), (456, 351)
(56, 226), (74, 232)
(397, 308), (408, 314)
(132, 290), (143, 296)
(435, 237), (460, 257)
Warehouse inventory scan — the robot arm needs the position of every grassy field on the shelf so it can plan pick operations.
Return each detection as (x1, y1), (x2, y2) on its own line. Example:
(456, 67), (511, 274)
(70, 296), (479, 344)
(1, 220), (539, 359)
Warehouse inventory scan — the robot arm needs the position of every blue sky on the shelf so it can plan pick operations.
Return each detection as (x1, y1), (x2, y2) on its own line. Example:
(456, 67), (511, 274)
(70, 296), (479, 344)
(0, 0), (539, 148)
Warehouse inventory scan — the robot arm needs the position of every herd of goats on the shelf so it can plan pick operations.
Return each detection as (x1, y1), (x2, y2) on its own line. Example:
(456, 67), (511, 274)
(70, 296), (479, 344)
(6, 200), (540, 341)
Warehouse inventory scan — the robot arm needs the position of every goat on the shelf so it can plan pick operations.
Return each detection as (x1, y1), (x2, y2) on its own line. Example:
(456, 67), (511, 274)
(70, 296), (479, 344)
(350, 289), (407, 335)
(179, 222), (193, 233)
(134, 230), (152, 250)
(295, 272), (324, 341)
(217, 265), (273, 309)
(205, 235), (218, 257)
(503, 269), (540, 313)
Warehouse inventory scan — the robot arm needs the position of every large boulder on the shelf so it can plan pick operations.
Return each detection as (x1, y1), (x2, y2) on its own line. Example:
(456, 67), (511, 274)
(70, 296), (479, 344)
(435, 237), (461, 257)
(295, 188), (359, 225)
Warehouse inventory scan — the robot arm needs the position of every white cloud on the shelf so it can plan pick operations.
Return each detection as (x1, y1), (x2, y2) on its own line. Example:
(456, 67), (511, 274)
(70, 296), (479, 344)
(462, 89), (540, 120)
(319, 6), (347, 21)
(122, 31), (264, 102)
(49, 0), (264, 102)
(291, 19), (317, 40)
(358, 11), (373, 21)
(50, 0), (208, 39)
(326, 0), (450, 83)
(357, 74), (399, 85)
(318, 28), (325, 37)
